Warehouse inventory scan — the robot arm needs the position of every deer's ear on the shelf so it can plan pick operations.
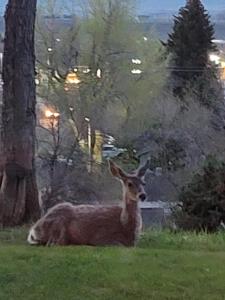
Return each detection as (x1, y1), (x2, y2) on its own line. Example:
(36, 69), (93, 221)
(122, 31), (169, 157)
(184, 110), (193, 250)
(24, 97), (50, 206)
(137, 159), (150, 178)
(108, 160), (127, 180)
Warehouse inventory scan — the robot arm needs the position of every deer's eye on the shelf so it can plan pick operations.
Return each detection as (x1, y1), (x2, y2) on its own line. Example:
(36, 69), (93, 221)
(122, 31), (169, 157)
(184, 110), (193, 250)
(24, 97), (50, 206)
(128, 182), (133, 188)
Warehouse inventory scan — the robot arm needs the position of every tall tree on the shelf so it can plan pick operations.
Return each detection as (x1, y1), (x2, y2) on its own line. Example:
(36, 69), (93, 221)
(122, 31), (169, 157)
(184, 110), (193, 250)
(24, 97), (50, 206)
(0, 0), (40, 226)
(35, 0), (165, 143)
(166, 0), (219, 105)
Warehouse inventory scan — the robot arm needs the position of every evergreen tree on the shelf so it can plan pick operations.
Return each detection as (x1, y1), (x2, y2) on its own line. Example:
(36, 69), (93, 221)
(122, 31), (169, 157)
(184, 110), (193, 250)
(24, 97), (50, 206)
(167, 0), (220, 105)
(175, 156), (225, 232)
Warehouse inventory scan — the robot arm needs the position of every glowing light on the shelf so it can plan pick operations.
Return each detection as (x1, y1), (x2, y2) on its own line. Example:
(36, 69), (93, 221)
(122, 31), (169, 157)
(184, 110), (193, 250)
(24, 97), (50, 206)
(65, 72), (81, 84)
(83, 68), (91, 74)
(85, 117), (90, 122)
(212, 39), (225, 45)
(97, 69), (102, 78)
(53, 112), (60, 118)
(47, 47), (53, 52)
(131, 69), (142, 74)
(143, 36), (148, 41)
(54, 70), (61, 79)
(45, 110), (54, 118)
(209, 54), (220, 64)
(45, 110), (60, 118)
(132, 58), (142, 64)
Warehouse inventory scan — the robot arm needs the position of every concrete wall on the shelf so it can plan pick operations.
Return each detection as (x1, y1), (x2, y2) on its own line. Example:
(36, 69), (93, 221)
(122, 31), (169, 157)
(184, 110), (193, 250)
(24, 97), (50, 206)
(141, 207), (166, 228)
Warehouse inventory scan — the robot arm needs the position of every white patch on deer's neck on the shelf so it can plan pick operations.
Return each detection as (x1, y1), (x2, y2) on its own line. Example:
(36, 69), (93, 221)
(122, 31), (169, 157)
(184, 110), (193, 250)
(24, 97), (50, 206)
(120, 202), (129, 225)
(131, 203), (142, 245)
(135, 204), (142, 235)
(120, 182), (129, 225)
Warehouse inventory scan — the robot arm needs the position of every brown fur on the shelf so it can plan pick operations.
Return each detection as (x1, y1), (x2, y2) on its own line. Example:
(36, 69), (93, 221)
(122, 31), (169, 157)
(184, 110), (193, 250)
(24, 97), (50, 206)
(28, 160), (149, 247)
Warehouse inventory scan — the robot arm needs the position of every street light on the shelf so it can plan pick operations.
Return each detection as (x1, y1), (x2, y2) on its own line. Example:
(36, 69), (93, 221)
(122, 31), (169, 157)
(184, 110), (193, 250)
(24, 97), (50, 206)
(45, 110), (60, 119)
(209, 54), (220, 65)
(131, 69), (142, 74)
(35, 78), (40, 85)
(66, 72), (81, 84)
(96, 69), (102, 78)
(85, 117), (92, 173)
(45, 110), (54, 118)
(83, 68), (91, 74)
(132, 58), (142, 65)
(44, 109), (60, 130)
(47, 47), (53, 66)
(64, 71), (81, 91)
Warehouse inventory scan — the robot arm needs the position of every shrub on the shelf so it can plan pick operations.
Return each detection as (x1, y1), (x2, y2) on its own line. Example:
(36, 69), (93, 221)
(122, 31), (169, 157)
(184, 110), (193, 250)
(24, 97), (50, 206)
(175, 156), (225, 232)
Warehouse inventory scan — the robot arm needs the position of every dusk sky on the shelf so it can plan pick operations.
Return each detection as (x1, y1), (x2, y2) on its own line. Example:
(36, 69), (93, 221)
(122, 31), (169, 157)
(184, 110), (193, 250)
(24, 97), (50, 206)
(1, 0), (225, 16)
(138, 0), (225, 12)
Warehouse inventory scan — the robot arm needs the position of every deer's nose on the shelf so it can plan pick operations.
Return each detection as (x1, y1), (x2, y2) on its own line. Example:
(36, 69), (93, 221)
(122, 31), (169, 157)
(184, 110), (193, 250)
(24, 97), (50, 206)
(139, 193), (146, 201)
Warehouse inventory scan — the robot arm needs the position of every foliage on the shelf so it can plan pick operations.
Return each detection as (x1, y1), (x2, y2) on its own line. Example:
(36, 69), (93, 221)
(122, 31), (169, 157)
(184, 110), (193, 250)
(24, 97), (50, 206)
(133, 92), (225, 203)
(35, 0), (166, 143)
(166, 0), (221, 104)
(38, 160), (122, 213)
(1, 229), (225, 299)
(33, 0), (167, 211)
(150, 137), (186, 172)
(175, 156), (225, 232)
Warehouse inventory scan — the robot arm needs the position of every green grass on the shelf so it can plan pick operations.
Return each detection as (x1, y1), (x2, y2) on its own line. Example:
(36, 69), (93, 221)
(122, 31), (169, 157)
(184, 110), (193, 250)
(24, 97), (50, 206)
(0, 228), (225, 300)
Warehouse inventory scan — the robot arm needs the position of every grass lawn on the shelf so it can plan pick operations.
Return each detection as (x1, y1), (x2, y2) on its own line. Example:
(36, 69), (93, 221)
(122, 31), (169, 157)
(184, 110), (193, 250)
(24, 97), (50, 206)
(0, 228), (225, 300)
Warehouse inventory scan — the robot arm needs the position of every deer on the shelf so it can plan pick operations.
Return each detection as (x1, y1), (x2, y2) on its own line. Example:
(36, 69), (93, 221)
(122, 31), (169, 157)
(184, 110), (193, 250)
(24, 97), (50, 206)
(27, 159), (149, 247)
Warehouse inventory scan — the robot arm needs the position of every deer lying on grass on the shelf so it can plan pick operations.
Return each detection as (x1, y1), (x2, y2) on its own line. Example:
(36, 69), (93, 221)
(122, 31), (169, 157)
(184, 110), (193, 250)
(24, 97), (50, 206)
(27, 160), (149, 246)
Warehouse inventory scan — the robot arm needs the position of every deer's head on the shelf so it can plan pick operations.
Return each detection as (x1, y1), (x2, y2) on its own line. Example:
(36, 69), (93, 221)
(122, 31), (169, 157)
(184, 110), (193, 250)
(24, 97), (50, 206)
(109, 160), (149, 202)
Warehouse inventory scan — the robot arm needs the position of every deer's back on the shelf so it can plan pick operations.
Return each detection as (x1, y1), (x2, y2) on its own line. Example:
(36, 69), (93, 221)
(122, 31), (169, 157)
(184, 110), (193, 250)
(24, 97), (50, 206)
(33, 202), (139, 246)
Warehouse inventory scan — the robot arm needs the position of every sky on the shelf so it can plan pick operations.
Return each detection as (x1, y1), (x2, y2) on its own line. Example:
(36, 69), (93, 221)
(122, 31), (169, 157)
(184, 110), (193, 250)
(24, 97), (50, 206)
(138, 0), (225, 12)
(1, 0), (225, 16)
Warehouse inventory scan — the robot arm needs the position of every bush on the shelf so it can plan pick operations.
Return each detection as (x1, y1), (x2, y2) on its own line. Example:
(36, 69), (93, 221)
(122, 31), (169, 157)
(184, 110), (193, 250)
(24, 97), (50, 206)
(175, 156), (225, 232)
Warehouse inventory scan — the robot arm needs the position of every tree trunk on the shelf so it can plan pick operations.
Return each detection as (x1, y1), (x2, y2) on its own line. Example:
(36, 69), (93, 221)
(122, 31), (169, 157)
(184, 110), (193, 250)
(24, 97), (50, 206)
(0, 0), (40, 227)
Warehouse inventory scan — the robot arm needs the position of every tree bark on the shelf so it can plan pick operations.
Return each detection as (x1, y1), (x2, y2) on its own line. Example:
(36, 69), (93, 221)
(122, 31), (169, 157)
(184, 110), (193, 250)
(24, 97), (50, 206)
(0, 0), (40, 226)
